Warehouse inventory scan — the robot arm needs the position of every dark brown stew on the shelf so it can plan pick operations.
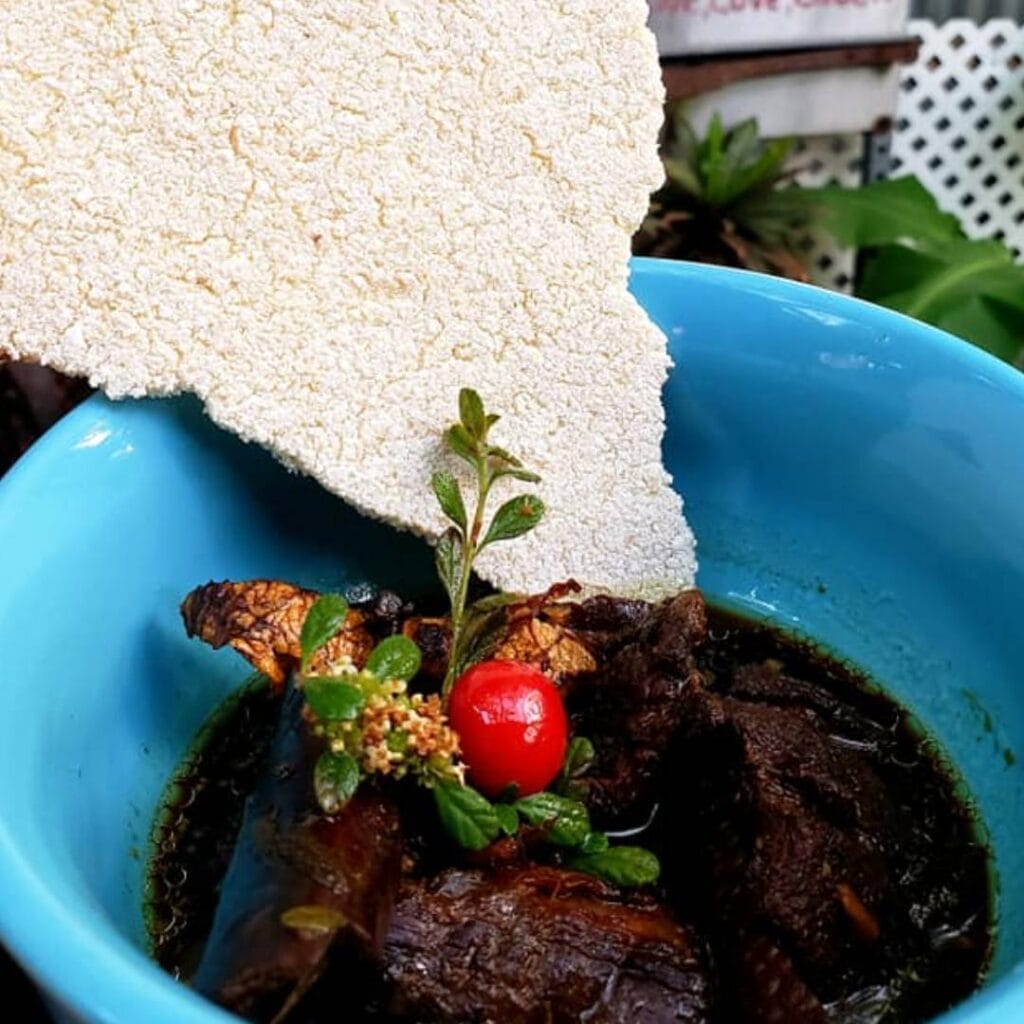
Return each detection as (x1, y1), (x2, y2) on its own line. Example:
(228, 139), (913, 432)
(149, 605), (992, 1024)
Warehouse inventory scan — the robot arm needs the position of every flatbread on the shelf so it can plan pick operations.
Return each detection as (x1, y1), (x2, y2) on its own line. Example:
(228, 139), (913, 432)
(0, 0), (695, 595)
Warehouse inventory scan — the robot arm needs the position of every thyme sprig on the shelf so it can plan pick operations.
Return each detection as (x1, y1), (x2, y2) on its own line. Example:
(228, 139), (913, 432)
(432, 388), (544, 696)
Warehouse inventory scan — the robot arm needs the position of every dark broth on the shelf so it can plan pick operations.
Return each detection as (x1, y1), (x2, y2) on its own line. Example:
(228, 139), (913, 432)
(148, 607), (993, 1022)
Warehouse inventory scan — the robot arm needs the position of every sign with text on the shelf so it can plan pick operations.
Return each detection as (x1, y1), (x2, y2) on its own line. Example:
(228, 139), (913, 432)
(649, 0), (909, 55)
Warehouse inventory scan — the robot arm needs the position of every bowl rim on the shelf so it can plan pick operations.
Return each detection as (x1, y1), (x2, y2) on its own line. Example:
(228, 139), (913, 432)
(1, 259), (1023, 1024)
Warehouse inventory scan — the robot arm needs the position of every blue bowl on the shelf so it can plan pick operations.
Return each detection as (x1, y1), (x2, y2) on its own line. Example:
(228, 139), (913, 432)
(1, 259), (1022, 1024)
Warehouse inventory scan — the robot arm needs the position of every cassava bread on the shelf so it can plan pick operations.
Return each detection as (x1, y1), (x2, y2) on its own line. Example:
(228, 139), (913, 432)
(0, 1), (695, 596)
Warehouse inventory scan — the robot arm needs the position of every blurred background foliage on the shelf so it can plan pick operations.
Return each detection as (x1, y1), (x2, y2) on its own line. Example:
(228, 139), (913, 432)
(634, 110), (1024, 368)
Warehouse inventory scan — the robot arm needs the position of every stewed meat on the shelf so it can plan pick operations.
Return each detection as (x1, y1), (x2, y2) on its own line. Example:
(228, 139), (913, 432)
(384, 866), (711, 1023)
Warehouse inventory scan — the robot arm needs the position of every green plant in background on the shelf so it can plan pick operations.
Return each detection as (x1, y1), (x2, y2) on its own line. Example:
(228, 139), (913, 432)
(801, 177), (1024, 367)
(634, 108), (815, 280)
(641, 109), (1024, 368)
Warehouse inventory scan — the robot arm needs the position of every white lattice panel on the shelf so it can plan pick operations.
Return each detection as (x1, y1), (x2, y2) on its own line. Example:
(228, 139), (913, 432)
(893, 19), (1024, 258)
(788, 136), (864, 291)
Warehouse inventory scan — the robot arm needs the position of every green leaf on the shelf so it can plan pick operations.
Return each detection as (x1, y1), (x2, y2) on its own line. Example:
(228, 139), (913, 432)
(888, 240), (1015, 320)
(563, 737), (595, 779)
(495, 803), (520, 836)
(555, 737), (595, 794)
(433, 782), (501, 851)
(569, 846), (661, 887)
(469, 592), (524, 614)
(661, 156), (702, 200)
(299, 595), (350, 673)
(303, 678), (365, 721)
(481, 495), (544, 547)
(458, 388), (487, 440)
(431, 470), (467, 532)
(933, 294), (1024, 364)
(711, 120), (791, 208)
(805, 176), (962, 249)
(454, 603), (514, 679)
(280, 905), (348, 935)
(435, 527), (463, 605)
(581, 831), (610, 854)
(855, 237), (1024, 364)
(561, 780), (586, 801)
(446, 424), (478, 465)
(314, 751), (360, 815)
(366, 635), (422, 682)
(662, 110), (702, 200)
(514, 792), (591, 847)
(730, 187), (817, 248)
(494, 466), (542, 484)
(652, 113), (809, 258)
(484, 444), (523, 467)
(485, 445), (542, 484)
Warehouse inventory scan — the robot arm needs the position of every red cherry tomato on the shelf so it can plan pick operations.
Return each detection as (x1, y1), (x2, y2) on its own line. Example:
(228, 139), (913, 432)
(448, 660), (568, 798)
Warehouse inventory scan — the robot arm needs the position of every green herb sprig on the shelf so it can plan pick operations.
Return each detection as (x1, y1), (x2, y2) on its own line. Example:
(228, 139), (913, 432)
(289, 392), (661, 889)
(432, 388), (544, 695)
(298, 596), (461, 815)
(431, 753), (660, 887)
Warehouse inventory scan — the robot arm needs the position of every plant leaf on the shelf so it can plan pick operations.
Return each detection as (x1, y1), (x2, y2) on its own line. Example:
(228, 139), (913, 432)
(431, 470), (467, 532)
(299, 594), (350, 673)
(709, 120), (791, 208)
(314, 751), (360, 815)
(446, 424), (478, 465)
(726, 138), (792, 207)
(699, 114), (728, 207)
(366, 634), (422, 682)
(730, 187), (816, 248)
(493, 466), (542, 484)
(856, 238), (1024, 363)
(805, 176), (962, 248)
(303, 678), (365, 721)
(564, 737), (595, 776)
(662, 156), (703, 200)
(581, 831), (610, 854)
(558, 737), (595, 791)
(454, 605), (513, 678)
(435, 527), (463, 605)
(483, 444), (522, 467)
(434, 782), (501, 851)
(569, 846), (661, 887)
(933, 294), (1024, 364)
(514, 792), (590, 847)
(662, 109), (702, 200)
(458, 388), (487, 439)
(469, 592), (524, 614)
(481, 495), (544, 547)
(494, 803), (520, 836)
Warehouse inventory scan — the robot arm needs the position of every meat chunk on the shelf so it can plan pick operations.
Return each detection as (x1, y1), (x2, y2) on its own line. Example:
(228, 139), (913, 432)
(192, 685), (403, 1019)
(668, 660), (898, 1020)
(492, 589), (653, 683)
(567, 590), (707, 825)
(181, 580), (375, 687)
(384, 866), (711, 1023)
(562, 593), (652, 643)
